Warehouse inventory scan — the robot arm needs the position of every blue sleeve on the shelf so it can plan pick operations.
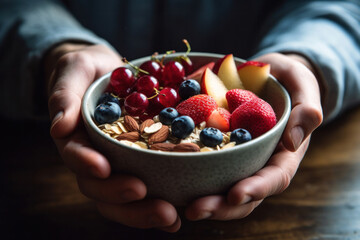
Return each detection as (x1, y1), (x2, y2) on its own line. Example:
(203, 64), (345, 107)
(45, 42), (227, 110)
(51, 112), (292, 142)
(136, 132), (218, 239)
(253, 0), (360, 123)
(0, 0), (113, 120)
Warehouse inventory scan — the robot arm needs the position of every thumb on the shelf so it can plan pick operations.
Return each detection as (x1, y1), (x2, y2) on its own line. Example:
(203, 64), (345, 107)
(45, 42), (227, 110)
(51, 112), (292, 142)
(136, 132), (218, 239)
(254, 53), (323, 151)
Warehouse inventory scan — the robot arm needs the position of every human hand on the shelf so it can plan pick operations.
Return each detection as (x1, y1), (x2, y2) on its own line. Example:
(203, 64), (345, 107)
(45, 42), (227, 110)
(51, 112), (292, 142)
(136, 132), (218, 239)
(46, 43), (180, 232)
(185, 53), (323, 221)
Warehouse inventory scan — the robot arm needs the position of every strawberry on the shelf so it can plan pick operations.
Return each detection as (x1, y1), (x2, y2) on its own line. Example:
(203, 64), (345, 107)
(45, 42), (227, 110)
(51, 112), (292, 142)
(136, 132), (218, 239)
(176, 94), (218, 124)
(206, 107), (231, 132)
(226, 89), (257, 113)
(230, 98), (277, 138)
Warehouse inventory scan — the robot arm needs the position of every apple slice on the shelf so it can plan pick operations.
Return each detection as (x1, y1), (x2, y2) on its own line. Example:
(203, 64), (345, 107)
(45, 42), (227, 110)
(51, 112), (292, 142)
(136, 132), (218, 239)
(186, 62), (215, 82)
(237, 61), (270, 95)
(201, 68), (228, 109)
(216, 54), (244, 90)
(206, 107), (230, 132)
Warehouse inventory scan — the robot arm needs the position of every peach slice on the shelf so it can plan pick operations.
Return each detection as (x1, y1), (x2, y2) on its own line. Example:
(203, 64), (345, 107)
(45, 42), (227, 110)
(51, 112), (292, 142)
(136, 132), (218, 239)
(215, 54), (244, 90)
(237, 61), (270, 95)
(201, 68), (228, 109)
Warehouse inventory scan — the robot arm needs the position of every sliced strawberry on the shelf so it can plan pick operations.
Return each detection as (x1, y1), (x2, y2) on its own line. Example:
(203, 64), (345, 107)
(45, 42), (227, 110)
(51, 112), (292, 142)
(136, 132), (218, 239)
(230, 98), (277, 138)
(206, 107), (231, 132)
(176, 94), (218, 124)
(226, 89), (257, 113)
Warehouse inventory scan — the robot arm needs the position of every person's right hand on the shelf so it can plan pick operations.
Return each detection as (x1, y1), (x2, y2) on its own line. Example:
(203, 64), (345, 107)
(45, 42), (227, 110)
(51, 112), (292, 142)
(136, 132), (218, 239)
(46, 43), (180, 232)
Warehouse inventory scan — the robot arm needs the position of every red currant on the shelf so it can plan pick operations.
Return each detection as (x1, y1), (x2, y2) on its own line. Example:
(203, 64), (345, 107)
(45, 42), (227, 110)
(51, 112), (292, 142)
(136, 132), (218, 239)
(109, 67), (136, 98)
(135, 75), (159, 97)
(162, 61), (185, 88)
(124, 92), (149, 116)
(158, 87), (179, 107)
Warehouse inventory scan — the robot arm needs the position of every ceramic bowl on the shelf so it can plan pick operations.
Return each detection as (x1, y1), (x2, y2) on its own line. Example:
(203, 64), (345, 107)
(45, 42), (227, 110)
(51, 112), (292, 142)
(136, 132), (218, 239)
(81, 52), (291, 206)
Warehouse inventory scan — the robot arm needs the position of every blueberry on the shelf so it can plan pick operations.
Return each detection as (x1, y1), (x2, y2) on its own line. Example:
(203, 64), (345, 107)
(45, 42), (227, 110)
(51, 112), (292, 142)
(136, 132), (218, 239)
(159, 107), (179, 125)
(230, 128), (252, 145)
(200, 127), (223, 147)
(94, 102), (121, 124)
(178, 79), (201, 100)
(97, 92), (120, 105)
(171, 116), (195, 139)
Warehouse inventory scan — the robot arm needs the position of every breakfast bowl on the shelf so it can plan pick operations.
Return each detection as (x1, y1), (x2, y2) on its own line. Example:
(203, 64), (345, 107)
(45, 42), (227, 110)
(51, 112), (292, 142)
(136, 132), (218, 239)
(81, 52), (291, 206)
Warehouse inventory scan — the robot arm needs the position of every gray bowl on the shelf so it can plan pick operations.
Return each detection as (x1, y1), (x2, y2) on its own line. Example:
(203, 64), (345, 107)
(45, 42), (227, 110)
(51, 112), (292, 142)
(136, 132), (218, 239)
(81, 52), (291, 206)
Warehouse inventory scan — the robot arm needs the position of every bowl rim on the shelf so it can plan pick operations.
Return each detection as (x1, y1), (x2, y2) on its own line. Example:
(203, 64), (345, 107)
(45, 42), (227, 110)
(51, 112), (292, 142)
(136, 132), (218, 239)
(81, 52), (291, 157)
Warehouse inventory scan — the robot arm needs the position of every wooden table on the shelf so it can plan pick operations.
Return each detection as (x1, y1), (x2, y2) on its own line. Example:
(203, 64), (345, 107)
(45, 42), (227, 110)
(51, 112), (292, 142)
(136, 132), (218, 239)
(2, 106), (360, 240)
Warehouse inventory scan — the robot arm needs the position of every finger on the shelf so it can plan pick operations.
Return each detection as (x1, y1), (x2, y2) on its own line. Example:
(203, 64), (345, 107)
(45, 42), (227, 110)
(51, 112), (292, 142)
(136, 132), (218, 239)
(185, 195), (262, 221)
(97, 199), (180, 232)
(55, 128), (111, 178)
(255, 53), (323, 151)
(227, 138), (310, 205)
(77, 174), (146, 204)
(48, 45), (122, 139)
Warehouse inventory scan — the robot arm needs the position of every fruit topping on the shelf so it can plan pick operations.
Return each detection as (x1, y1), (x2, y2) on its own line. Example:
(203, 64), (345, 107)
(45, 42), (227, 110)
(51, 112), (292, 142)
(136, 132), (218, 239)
(237, 61), (270, 95)
(200, 127), (223, 147)
(176, 94), (218, 125)
(171, 116), (195, 139)
(94, 102), (121, 124)
(201, 68), (228, 109)
(93, 42), (278, 152)
(159, 107), (179, 125)
(230, 128), (252, 145)
(226, 89), (257, 113)
(178, 79), (201, 100)
(109, 67), (136, 98)
(230, 98), (276, 138)
(97, 92), (120, 106)
(124, 92), (149, 116)
(206, 107), (231, 132)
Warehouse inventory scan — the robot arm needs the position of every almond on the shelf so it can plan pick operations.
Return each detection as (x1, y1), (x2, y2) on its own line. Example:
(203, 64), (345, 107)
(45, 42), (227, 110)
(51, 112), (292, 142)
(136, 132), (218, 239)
(150, 142), (176, 151)
(139, 119), (155, 134)
(173, 143), (201, 152)
(124, 115), (139, 132)
(148, 125), (169, 144)
(116, 131), (140, 142)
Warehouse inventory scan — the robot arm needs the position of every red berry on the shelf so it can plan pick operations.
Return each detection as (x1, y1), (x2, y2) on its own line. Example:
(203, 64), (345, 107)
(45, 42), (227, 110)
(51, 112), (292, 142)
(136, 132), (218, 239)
(230, 98), (277, 138)
(109, 67), (136, 97)
(139, 60), (163, 81)
(226, 89), (257, 113)
(176, 94), (218, 124)
(124, 92), (149, 116)
(135, 75), (159, 97)
(158, 87), (179, 107)
(206, 107), (231, 132)
(162, 61), (185, 87)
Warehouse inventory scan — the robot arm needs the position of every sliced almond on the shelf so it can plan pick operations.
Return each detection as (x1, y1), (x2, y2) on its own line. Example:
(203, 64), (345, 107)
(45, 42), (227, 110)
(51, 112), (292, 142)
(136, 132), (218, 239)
(144, 122), (163, 134)
(221, 142), (236, 150)
(150, 142), (176, 151)
(124, 115), (140, 132)
(116, 131), (140, 142)
(148, 125), (169, 144)
(173, 143), (201, 152)
(139, 119), (155, 134)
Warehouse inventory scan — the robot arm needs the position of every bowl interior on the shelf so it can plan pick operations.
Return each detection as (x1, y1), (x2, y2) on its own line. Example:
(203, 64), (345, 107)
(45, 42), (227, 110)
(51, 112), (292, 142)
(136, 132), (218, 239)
(82, 52), (291, 156)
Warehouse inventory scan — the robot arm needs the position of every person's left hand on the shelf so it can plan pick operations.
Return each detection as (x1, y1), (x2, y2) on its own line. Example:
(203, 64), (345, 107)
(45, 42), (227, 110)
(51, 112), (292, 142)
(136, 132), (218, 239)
(184, 53), (323, 221)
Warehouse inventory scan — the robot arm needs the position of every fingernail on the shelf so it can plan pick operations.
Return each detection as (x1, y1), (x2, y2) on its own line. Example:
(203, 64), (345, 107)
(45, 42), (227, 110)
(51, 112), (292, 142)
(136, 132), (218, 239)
(291, 126), (304, 150)
(194, 211), (212, 220)
(240, 195), (252, 205)
(120, 190), (138, 202)
(51, 111), (63, 128)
